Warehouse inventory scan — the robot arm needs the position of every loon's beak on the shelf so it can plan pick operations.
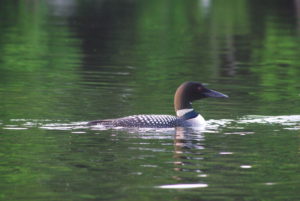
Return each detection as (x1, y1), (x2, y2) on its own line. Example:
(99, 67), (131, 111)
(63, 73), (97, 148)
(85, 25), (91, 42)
(204, 89), (228, 98)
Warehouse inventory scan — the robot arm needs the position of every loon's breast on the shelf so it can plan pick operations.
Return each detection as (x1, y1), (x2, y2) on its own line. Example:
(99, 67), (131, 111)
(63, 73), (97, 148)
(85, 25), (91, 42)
(179, 114), (206, 127)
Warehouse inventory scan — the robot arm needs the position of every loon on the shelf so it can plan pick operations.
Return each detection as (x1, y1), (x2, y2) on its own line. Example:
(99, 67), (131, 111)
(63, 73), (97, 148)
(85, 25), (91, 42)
(88, 81), (228, 128)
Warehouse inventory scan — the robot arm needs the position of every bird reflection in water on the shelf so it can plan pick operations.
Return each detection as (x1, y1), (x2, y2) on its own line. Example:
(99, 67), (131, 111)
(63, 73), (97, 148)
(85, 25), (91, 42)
(172, 127), (206, 180)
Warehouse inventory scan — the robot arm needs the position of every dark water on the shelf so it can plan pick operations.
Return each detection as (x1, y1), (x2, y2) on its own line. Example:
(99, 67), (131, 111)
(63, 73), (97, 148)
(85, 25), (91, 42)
(1, 0), (300, 200)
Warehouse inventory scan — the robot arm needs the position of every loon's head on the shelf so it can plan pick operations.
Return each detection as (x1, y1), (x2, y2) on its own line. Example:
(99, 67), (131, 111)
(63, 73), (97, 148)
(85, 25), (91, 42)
(174, 81), (228, 112)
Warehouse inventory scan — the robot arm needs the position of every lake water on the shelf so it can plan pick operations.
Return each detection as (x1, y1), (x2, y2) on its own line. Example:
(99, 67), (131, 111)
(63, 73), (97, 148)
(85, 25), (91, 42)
(0, 0), (300, 200)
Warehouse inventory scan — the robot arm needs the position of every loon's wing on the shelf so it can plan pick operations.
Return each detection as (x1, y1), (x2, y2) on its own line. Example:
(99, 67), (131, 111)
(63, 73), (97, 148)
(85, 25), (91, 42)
(87, 115), (177, 128)
(87, 116), (137, 127)
(87, 119), (116, 126)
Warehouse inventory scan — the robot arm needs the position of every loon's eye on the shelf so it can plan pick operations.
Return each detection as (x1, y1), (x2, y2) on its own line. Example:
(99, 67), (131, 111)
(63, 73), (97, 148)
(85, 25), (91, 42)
(197, 86), (203, 91)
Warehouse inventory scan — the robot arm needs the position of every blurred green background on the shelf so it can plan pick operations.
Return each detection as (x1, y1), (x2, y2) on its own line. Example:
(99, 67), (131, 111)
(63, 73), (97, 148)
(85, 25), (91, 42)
(0, 0), (299, 121)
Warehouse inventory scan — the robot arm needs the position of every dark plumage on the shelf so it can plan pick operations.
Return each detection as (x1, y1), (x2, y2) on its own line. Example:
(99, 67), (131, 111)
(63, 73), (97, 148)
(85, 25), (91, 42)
(88, 115), (177, 128)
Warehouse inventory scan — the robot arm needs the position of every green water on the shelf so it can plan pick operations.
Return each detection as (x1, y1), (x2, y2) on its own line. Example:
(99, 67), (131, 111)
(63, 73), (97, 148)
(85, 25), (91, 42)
(1, 0), (300, 200)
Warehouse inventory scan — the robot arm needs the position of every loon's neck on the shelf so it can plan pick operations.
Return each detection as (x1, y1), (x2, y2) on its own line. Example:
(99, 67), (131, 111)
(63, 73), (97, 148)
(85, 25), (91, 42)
(176, 108), (194, 117)
(176, 109), (199, 120)
(174, 83), (193, 111)
(173, 82), (198, 118)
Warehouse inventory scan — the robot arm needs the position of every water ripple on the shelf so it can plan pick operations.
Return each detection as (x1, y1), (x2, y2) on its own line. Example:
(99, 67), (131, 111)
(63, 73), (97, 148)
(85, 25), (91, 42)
(157, 183), (208, 189)
(2, 114), (300, 132)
